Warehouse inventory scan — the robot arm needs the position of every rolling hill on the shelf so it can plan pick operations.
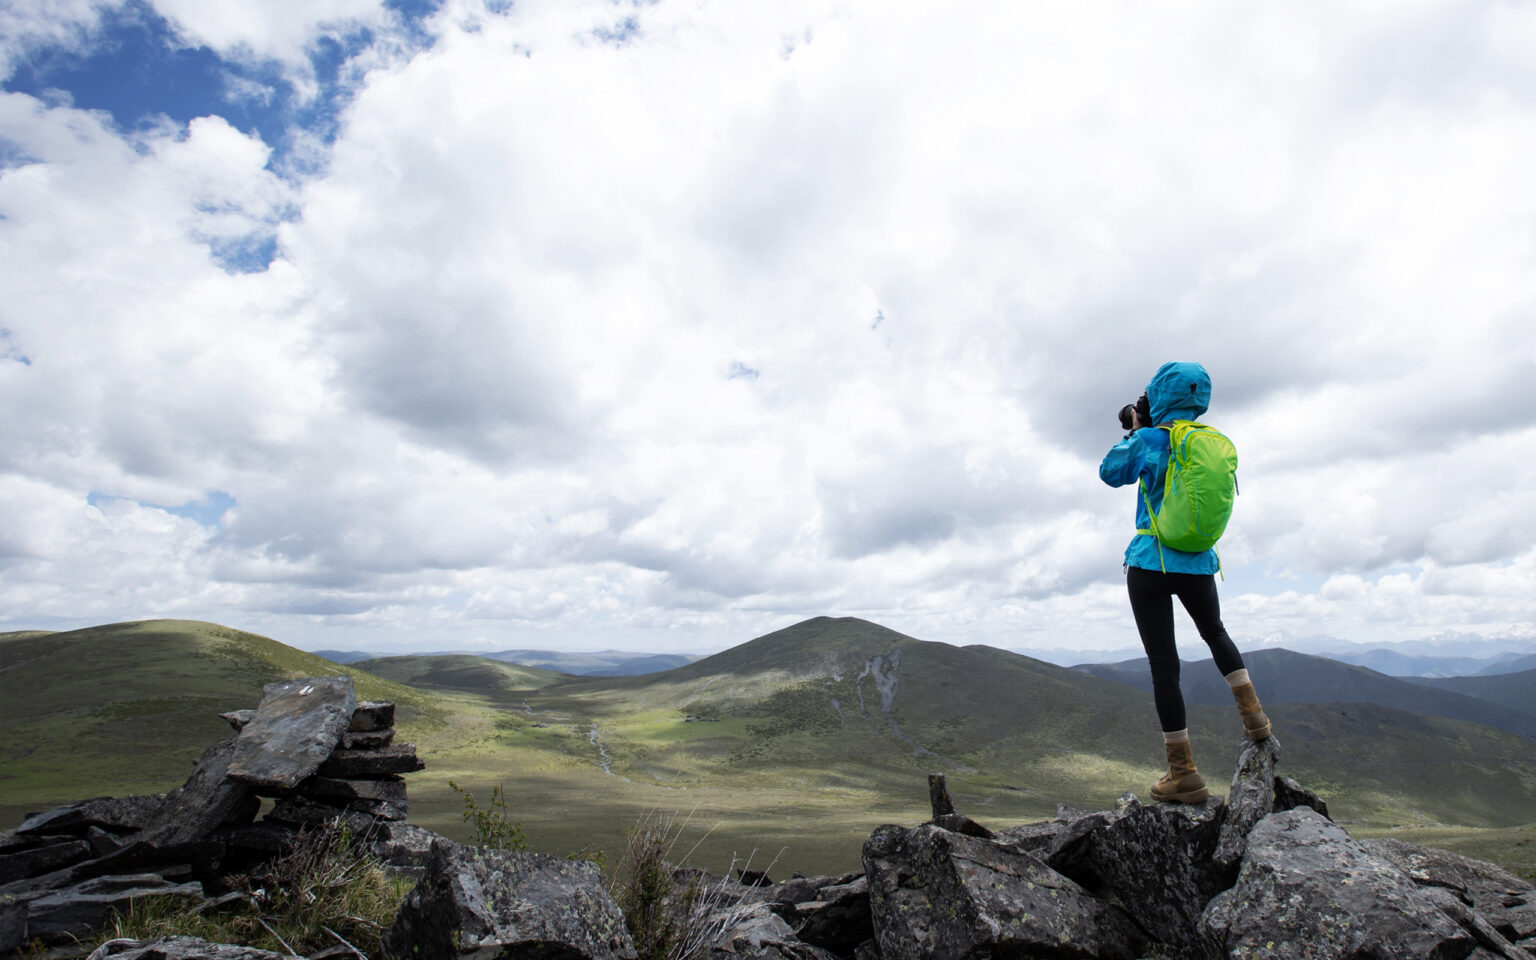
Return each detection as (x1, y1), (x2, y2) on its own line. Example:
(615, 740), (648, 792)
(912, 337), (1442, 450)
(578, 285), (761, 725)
(1479, 653), (1536, 676)
(0, 620), (444, 821)
(1401, 669), (1536, 718)
(1073, 648), (1536, 737)
(480, 649), (699, 676)
(355, 654), (567, 700)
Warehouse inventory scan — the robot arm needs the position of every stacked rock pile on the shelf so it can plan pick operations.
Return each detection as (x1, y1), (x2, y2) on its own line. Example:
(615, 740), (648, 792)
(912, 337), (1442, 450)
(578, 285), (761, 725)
(220, 690), (420, 840)
(0, 677), (434, 954)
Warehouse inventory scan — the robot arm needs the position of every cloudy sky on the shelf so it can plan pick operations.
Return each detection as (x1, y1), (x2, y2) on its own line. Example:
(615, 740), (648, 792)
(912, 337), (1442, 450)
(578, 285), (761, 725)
(2, 0), (1534, 659)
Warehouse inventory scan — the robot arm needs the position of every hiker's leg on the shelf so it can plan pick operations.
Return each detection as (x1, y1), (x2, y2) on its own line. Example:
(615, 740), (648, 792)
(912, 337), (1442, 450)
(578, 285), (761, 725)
(1173, 573), (1271, 740)
(1127, 566), (1184, 733)
(1170, 573), (1244, 675)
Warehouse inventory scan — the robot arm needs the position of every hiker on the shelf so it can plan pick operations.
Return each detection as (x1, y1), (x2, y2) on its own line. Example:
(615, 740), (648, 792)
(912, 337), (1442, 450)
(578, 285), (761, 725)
(1099, 361), (1271, 805)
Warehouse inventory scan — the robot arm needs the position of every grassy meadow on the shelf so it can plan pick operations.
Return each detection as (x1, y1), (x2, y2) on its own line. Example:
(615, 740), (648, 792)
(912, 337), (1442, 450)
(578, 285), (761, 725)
(3, 618), (1534, 879)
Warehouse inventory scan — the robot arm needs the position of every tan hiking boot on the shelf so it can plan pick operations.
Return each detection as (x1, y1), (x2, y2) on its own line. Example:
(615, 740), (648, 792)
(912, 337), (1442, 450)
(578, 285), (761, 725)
(1231, 681), (1272, 741)
(1150, 737), (1209, 804)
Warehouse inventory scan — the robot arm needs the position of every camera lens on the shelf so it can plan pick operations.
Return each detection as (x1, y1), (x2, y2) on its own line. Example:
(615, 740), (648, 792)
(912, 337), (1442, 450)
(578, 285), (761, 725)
(1119, 404), (1135, 430)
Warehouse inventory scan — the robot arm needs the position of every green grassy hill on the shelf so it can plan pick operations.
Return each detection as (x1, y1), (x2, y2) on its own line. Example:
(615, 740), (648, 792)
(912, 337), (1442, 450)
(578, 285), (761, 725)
(481, 649), (698, 676)
(4, 617), (1534, 877)
(0, 620), (443, 822)
(1403, 669), (1536, 718)
(355, 654), (566, 702)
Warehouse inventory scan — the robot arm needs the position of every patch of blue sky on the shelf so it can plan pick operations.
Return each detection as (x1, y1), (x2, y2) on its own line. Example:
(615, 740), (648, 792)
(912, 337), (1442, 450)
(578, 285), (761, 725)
(4, 3), (285, 144)
(727, 361), (760, 381)
(205, 233), (281, 275)
(1221, 563), (1330, 597)
(87, 490), (237, 528)
(1, 328), (32, 365)
(592, 17), (641, 47)
(2, 0), (445, 171)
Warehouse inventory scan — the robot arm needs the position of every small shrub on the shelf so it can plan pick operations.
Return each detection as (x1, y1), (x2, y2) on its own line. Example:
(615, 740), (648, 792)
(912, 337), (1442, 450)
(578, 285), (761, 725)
(610, 810), (778, 960)
(97, 821), (411, 958)
(448, 780), (528, 850)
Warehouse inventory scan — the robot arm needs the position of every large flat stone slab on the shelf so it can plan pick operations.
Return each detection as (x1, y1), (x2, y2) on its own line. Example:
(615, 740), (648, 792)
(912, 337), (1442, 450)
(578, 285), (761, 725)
(0, 839), (92, 884)
(863, 822), (1147, 960)
(226, 677), (357, 791)
(298, 775), (407, 804)
(136, 739), (256, 847)
(16, 795), (166, 838)
(317, 743), (424, 778)
(1362, 837), (1536, 944)
(23, 873), (204, 945)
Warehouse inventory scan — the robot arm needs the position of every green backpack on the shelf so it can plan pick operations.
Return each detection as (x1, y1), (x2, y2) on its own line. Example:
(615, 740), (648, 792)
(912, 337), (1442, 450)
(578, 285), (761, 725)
(1137, 420), (1238, 570)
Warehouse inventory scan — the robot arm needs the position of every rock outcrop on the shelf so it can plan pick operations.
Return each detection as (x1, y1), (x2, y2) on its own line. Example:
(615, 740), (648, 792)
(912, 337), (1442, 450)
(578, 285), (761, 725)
(1202, 808), (1480, 958)
(863, 822), (1148, 959)
(384, 839), (636, 960)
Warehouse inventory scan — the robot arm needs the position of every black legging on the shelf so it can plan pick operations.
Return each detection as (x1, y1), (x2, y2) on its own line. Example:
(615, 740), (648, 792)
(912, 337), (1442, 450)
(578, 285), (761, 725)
(1126, 566), (1246, 732)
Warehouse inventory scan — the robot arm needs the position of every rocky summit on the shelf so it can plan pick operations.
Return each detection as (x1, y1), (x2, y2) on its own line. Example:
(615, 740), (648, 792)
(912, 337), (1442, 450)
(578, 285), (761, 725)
(4, 677), (1535, 960)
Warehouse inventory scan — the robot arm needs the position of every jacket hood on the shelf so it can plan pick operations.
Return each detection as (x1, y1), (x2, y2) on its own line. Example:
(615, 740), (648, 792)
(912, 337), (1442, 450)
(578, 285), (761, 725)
(1146, 361), (1211, 424)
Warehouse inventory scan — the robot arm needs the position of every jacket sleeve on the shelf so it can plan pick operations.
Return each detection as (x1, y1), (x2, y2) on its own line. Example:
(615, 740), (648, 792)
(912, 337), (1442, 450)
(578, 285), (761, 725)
(1099, 433), (1147, 488)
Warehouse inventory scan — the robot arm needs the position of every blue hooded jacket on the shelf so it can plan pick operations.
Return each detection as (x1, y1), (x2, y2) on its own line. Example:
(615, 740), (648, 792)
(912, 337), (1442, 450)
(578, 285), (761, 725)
(1098, 361), (1220, 574)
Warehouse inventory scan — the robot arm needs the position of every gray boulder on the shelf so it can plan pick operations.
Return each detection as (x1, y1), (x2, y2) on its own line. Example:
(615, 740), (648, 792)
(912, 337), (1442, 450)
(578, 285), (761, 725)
(384, 839), (635, 960)
(299, 776), (407, 804)
(23, 873), (204, 945)
(317, 744), (424, 779)
(1202, 808), (1477, 958)
(218, 710), (254, 732)
(370, 823), (446, 874)
(862, 822), (1147, 960)
(89, 935), (290, 960)
(707, 907), (839, 960)
(991, 819), (1066, 853)
(1273, 775), (1330, 819)
(1361, 838), (1536, 943)
(790, 875), (872, 954)
(1213, 735), (1281, 871)
(1417, 886), (1529, 960)
(1, 893), (30, 954)
(341, 728), (395, 750)
(226, 677), (357, 791)
(265, 796), (389, 838)
(350, 701), (395, 732)
(1046, 793), (1226, 958)
(0, 839), (93, 884)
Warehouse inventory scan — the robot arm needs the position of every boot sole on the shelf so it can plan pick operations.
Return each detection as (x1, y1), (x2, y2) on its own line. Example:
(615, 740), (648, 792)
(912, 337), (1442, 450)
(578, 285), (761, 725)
(1152, 786), (1210, 804)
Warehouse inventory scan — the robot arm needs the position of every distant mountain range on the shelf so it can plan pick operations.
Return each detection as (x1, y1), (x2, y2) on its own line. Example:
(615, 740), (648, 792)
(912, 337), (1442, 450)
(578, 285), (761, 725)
(1313, 649), (1533, 678)
(1070, 649), (1536, 737)
(1023, 632), (1536, 677)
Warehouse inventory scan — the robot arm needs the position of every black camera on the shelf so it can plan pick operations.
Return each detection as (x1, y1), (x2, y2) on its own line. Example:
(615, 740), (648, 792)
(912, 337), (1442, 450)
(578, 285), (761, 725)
(1118, 393), (1151, 431)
